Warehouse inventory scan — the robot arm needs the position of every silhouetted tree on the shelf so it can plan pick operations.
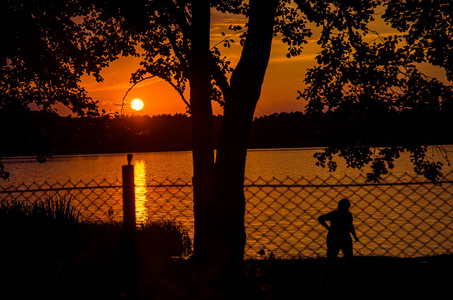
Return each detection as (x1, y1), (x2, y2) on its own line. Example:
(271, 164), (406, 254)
(298, 0), (452, 182)
(0, 0), (136, 178)
(2, 1), (452, 296)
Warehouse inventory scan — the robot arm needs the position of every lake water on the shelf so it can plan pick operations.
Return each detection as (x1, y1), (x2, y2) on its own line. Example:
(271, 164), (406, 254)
(3, 145), (452, 186)
(1, 146), (453, 258)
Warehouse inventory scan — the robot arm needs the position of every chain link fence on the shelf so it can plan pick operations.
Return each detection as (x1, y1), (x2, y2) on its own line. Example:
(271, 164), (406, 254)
(1, 172), (452, 259)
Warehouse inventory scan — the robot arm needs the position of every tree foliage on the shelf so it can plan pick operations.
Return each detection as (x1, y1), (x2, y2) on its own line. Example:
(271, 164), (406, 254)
(0, 0), (138, 115)
(296, 0), (453, 182)
(0, 2), (451, 179)
(2, 1), (452, 179)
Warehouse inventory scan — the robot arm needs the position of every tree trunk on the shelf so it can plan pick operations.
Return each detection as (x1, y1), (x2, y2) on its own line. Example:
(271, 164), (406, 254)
(190, 0), (216, 262)
(190, 0), (278, 297)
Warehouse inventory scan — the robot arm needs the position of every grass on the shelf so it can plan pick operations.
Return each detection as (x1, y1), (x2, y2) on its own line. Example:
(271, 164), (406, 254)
(137, 219), (193, 258)
(0, 195), (79, 224)
(122, 254), (452, 300)
(242, 255), (453, 299)
(0, 197), (193, 299)
(1, 197), (451, 299)
(0, 196), (80, 298)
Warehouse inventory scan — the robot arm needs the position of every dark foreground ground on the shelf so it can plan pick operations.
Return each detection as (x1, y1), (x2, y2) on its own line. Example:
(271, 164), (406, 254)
(5, 253), (451, 299)
(245, 255), (453, 299)
(2, 200), (451, 299)
(155, 255), (453, 299)
(2, 212), (451, 299)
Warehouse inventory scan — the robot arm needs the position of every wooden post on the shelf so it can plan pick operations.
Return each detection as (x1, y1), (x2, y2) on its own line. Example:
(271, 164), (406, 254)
(122, 154), (138, 299)
(123, 153), (136, 232)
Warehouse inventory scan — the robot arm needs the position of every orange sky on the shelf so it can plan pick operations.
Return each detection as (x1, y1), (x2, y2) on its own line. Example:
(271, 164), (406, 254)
(79, 40), (315, 118)
(76, 10), (321, 118)
(77, 9), (449, 118)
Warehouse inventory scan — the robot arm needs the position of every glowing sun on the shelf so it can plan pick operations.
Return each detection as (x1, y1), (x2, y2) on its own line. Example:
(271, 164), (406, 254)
(131, 98), (144, 111)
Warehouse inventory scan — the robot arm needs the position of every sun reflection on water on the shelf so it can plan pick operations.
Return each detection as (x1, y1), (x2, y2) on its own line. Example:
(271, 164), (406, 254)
(134, 160), (148, 224)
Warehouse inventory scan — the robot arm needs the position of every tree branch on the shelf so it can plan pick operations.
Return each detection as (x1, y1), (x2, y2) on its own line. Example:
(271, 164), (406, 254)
(120, 75), (155, 116)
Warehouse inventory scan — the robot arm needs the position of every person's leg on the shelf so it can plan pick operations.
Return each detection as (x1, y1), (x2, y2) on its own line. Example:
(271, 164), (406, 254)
(327, 244), (340, 262)
(342, 239), (354, 278)
(327, 236), (340, 263)
(326, 240), (340, 282)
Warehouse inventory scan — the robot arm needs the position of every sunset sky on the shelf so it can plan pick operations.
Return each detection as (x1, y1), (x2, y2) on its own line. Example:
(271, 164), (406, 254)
(77, 8), (449, 118)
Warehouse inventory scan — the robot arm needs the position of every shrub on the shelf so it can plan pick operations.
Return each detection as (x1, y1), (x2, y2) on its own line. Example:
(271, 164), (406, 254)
(73, 218), (193, 262)
(137, 219), (193, 258)
(0, 195), (80, 258)
(0, 195), (80, 297)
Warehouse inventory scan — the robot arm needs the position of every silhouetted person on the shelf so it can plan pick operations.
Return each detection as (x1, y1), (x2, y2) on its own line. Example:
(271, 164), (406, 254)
(318, 198), (359, 277)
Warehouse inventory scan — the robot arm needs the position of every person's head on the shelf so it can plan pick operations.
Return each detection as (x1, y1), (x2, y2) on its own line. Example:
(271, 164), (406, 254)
(338, 198), (351, 211)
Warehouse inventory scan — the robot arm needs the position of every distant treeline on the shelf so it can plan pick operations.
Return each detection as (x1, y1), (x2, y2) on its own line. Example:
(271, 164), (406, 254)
(1, 107), (452, 157)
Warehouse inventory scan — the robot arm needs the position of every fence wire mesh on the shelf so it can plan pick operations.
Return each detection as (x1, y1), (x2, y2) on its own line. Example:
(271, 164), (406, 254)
(1, 172), (452, 259)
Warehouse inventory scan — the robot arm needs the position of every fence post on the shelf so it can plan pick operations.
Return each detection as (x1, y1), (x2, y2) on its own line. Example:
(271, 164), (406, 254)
(122, 154), (138, 299)
(123, 153), (136, 232)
